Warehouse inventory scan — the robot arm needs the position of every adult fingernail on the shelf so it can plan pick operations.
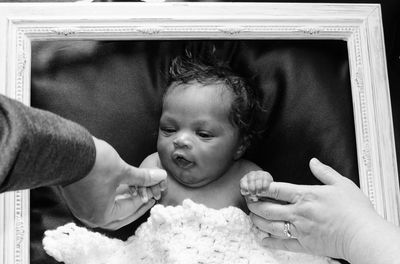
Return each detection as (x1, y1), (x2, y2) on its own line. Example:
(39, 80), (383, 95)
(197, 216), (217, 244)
(310, 158), (320, 165)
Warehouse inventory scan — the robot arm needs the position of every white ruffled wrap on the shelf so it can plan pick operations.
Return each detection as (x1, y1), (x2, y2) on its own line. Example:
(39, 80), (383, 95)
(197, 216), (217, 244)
(43, 199), (339, 264)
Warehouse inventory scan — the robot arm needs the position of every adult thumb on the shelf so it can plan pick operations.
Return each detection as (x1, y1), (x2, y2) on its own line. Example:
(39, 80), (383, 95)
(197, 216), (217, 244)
(309, 158), (343, 185)
(124, 166), (167, 187)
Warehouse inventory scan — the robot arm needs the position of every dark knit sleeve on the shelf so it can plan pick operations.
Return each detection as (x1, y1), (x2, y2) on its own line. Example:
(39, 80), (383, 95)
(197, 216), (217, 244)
(0, 94), (96, 192)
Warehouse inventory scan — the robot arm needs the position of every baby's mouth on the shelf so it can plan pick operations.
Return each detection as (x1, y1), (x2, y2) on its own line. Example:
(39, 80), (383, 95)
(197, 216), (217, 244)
(173, 153), (194, 169)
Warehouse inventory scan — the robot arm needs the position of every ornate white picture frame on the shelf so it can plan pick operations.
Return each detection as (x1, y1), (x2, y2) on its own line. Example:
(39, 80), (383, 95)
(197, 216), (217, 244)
(0, 2), (399, 264)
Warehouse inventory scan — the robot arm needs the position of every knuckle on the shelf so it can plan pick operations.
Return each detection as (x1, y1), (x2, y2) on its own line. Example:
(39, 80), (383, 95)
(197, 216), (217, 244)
(269, 187), (280, 200)
(259, 170), (273, 181)
(247, 172), (256, 181)
(240, 177), (247, 186)
(141, 169), (152, 185)
(292, 190), (315, 203)
(264, 171), (273, 180)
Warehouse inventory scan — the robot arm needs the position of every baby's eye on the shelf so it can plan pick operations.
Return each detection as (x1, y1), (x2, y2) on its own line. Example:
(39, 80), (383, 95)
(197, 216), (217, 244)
(196, 130), (213, 139)
(160, 127), (176, 135)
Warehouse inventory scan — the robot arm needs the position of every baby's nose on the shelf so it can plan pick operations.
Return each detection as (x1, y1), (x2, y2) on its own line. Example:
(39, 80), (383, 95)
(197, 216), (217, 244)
(173, 134), (192, 149)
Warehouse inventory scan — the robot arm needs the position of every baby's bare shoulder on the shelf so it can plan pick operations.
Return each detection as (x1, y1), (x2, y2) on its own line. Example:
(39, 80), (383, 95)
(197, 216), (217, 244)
(140, 152), (162, 169)
(237, 159), (262, 173)
(226, 159), (262, 183)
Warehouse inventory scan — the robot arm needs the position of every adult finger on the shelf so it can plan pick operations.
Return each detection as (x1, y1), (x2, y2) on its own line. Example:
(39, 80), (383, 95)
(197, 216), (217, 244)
(102, 199), (156, 230)
(138, 187), (149, 203)
(309, 158), (343, 185)
(261, 237), (305, 253)
(248, 201), (291, 221)
(115, 184), (129, 195)
(256, 182), (303, 203)
(251, 213), (297, 239)
(113, 195), (149, 220)
(123, 166), (167, 187)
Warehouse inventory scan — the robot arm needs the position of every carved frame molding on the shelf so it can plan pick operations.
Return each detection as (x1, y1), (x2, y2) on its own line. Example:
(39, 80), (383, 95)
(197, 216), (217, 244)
(0, 3), (398, 264)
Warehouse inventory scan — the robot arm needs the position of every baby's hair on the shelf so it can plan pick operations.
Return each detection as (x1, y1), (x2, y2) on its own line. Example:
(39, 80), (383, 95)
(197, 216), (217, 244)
(165, 50), (263, 147)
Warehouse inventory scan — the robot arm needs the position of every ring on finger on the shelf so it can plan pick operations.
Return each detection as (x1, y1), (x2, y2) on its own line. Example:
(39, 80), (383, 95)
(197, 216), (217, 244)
(283, 221), (294, 238)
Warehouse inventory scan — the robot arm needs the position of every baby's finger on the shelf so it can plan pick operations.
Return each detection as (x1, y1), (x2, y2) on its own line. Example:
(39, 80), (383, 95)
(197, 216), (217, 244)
(151, 185), (162, 200)
(247, 175), (256, 194)
(255, 177), (264, 195)
(129, 186), (138, 196)
(159, 179), (167, 191)
(240, 176), (250, 195)
(262, 177), (270, 192)
(256, 178), (272, 197)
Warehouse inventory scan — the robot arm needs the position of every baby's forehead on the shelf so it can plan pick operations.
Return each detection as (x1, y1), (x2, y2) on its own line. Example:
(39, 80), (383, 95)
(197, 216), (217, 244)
(162, 82), (234, 118)
(165, 80), (233, 100)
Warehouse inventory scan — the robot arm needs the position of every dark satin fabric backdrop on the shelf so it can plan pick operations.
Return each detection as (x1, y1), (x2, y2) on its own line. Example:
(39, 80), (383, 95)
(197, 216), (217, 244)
(30, 38), (354, 264)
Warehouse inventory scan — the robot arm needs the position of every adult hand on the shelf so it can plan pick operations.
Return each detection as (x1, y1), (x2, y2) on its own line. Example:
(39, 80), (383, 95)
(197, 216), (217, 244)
(247, 158), (390, 262)
(60, 137), (167, 230)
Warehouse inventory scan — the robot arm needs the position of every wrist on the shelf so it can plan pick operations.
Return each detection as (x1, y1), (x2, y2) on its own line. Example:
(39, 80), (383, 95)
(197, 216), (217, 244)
(345, 214), (400, 264)
(89, 137), (125, 189)
(344, 215), (376, 262)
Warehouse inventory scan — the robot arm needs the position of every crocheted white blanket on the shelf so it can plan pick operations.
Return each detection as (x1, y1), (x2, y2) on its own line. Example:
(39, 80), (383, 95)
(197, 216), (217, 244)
(43, 199), (339, 264)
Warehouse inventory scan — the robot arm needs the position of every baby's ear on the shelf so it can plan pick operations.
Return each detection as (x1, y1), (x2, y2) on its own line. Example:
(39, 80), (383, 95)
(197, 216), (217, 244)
(234, 137), (250, 160)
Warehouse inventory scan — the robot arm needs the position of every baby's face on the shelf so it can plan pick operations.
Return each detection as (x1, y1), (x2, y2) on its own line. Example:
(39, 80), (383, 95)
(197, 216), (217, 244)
(157, 82), (242, 187)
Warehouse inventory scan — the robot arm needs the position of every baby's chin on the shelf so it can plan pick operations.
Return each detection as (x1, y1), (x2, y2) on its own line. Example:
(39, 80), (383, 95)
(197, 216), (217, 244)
(173, 174), (213, 188)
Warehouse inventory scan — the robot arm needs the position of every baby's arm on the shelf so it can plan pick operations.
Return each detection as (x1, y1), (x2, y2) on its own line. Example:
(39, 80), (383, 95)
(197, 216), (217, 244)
(116, 153), (167, 202)
(240, 170), (273, 202)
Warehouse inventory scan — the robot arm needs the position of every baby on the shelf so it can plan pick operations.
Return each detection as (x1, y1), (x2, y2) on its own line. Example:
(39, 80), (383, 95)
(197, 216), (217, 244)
(43, 53), (337, 264)
(123, 53), (271, 212)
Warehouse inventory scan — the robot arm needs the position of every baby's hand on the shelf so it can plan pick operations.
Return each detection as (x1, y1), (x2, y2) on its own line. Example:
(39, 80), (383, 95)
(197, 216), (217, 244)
(136, 179), (167, 203)
(115, 179), (167, 203)
(240, 171), (273, 201)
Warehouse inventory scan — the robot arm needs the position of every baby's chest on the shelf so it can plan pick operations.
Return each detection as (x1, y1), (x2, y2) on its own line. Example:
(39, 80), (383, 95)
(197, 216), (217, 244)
(159, 180), (245, 210)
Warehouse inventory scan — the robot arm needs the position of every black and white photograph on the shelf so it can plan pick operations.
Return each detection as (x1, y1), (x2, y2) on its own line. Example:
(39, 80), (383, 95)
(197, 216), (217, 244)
(0, 2), (399, 264)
